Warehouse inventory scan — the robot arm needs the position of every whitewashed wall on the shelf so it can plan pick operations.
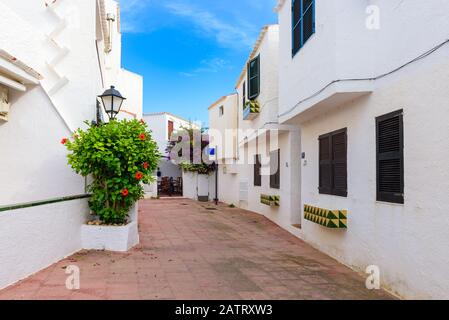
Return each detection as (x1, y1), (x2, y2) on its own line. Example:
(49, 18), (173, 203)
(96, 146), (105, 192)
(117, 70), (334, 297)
(182, 171), (216, 202)
(1, 0), (103, 131)
(277, 0), (449, 122)
(237, 131), (302, 235)
(299, 54), (449, 299)
(116, 69), (143, 120)
(144, 113), (201, 180)
(0, 86), (85, 205)
(237, 25), (279, 134)
(209, 94), (238, 161)
(276, 0), (449, 299)
(144, 113), (200, 154)
(0, 199), (89, 290)
(228, 25), (304, 232)
(216, 166), (240, 206)
(0, 0), (143, 290)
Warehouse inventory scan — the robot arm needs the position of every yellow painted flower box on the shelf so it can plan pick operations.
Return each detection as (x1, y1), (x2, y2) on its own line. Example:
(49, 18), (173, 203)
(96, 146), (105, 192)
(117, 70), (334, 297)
(304, 205), (347, 229)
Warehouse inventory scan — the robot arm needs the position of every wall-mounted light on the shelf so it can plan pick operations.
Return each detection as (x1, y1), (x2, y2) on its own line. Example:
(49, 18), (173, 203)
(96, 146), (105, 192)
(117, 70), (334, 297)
(98, 86), (126, 121)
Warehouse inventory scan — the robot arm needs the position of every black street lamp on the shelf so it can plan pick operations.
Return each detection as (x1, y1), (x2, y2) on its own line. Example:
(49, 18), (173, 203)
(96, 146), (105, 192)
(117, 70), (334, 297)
(98, 86), (126, 120)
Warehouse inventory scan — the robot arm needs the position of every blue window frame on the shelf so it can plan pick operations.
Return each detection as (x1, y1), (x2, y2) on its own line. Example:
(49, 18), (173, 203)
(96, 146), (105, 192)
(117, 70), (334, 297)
(292, 0), (315, 56)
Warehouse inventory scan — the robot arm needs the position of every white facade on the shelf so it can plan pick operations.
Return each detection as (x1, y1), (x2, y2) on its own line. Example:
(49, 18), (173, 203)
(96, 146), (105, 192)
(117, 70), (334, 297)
(0, 0), (143, 289)
(143, 112), (200, 180)
(208, 94), (241, 205)
(208, 0), (449, 299)
(276, 0), (449, 299)
(182, 171), (216, 203)
(209, 25), (302, 233)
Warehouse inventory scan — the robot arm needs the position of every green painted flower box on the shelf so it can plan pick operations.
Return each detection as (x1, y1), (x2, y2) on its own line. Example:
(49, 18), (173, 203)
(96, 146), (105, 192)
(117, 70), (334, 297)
(304, 205), (347, 229)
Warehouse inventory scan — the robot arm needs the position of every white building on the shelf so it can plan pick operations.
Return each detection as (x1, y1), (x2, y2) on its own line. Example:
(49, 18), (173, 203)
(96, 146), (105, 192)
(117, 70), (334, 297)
(209, 1), (449, 299)
(143, 112), (200, 181)
(0, 0), (142, 289)
(208, 94), (239, 205)
(209, 24), (302, 234)
(276, 0), (449, 299)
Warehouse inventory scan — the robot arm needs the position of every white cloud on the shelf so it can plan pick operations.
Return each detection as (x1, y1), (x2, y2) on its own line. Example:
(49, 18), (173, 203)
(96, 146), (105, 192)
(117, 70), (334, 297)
(164, 2), (255, 49)
(119, 0), (152, 33)
(118, 0), (265, 50)
(120, 0), (150, 13)
(180, 58), (232, 77)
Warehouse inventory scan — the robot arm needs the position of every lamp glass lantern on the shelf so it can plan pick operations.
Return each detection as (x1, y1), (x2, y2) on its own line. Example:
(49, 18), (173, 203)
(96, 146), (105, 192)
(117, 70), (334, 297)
(98, 86), (126, 120)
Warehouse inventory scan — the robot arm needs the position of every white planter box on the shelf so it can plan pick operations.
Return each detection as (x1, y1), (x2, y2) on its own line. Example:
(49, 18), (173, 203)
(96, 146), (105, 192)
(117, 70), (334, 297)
(81, 204), (139, 252)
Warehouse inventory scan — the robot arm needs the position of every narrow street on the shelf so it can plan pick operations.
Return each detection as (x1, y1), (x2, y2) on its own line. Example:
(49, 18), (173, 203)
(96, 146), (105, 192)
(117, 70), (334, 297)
(0, 199), (393, 300)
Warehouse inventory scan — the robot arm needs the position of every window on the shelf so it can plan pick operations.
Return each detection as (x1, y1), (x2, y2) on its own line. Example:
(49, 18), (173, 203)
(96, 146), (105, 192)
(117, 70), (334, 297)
(254, 154), (262, 187)
(242, 81), (247, 108)
(292, 0), (315, 56)
(168, 120), (174, 140)
(0, 85), (10, 121)
(376, 110), (404, 204)
(270, 149), (281, 189)
(219, 106), (224, 117)
(319, 128), (347, 197)
(247, 55), (260, 100)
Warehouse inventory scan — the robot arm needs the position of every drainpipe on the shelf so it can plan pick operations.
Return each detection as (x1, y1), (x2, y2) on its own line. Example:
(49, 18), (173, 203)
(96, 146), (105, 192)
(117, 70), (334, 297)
(235, 89), (240, 161)
(214, 145), (219, 205)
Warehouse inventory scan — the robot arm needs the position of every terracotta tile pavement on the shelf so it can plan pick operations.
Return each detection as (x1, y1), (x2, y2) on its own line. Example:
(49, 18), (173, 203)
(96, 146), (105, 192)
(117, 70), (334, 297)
(0, 199), (394, 300)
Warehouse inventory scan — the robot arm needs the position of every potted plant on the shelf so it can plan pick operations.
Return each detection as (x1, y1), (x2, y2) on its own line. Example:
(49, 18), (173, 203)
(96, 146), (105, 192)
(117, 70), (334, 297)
(62, 119), (160, 252)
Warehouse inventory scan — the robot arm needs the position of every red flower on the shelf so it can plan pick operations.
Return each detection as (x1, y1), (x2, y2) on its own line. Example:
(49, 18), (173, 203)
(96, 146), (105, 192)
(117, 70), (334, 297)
(143, 162), (149, 170)
(61, 138), (68, 145)
(139, 133), (146, 141)
(121, 189), (129, 197)
(135, 172), (143, 180)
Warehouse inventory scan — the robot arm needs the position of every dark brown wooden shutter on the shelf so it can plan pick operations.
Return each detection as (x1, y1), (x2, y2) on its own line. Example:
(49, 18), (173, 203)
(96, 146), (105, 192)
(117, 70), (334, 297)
(319, 128), (347, 197)
(376, 110), (404, 204)
(254, 154), (262, 187)
(168, 121), (174, 140)
(270, 150), (280, 189)
(319, 135), (332, 194)
(331, 130), (347, 197)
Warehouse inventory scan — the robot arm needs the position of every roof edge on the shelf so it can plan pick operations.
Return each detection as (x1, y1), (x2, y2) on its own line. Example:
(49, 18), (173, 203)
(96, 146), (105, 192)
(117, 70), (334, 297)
(234, 24), (278, 88)
(208, 93), (237, 110)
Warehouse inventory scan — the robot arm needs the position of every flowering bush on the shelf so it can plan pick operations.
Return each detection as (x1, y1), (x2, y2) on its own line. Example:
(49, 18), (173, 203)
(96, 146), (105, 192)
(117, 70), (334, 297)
(166, 126), (215, 175)
(63, 119), (160, 224)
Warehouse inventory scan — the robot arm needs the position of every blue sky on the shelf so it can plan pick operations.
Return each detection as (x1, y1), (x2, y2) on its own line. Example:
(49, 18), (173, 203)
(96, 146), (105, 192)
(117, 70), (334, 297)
(119, 0), (278, 126)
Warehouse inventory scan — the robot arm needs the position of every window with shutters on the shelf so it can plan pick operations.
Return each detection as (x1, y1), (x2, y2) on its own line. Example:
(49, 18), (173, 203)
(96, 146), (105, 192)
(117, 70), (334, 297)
(376, 110), (404, 204)
(270, 149), (281, 189)
(292, 0), (315, 56)
(247, 55), (260, 100)
(319, 128), (347, 197)
(254, 154), (262, 187)
(242, 81), (246, 108)
(168, 120), (174, 140)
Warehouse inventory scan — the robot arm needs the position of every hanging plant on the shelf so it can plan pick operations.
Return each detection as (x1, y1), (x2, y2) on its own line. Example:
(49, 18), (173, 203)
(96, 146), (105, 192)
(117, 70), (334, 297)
(166, 125), (216, 175)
